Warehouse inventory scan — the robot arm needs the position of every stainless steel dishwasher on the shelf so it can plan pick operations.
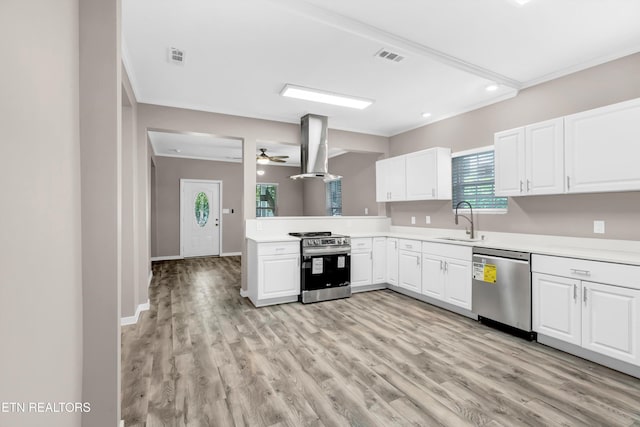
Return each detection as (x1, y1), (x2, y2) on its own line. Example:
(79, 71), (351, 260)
(472, 247), (535, 339)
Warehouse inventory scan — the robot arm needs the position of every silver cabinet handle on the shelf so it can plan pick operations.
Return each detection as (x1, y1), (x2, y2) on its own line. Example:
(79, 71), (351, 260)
(573, 284), (577, 301)
(527, 179), (531, 192)
(394, 241), (397, 249)
(583, 287), (588, 304)
(444, 261), (448, 272)
(520, 180), (523, 192)
(370, 252), (372, 260)
(416, 256), (420, 266)
(431, 188), (435, 197)
(570, 269), (591, 276)
(567, 176), (571, 190)
(439, 260), (443, 270)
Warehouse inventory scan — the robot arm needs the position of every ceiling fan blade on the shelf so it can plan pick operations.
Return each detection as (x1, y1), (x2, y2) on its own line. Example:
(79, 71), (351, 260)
(268, 155), (289, 159)
(270, 158), (286, 163)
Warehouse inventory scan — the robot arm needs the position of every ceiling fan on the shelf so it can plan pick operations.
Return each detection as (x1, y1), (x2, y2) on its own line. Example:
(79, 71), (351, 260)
(256, 148), (289, 164)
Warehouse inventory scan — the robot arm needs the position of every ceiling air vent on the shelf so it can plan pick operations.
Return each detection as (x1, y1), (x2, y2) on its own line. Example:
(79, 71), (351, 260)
(375, 48), (405, 63)
(168, 47), (185, 65)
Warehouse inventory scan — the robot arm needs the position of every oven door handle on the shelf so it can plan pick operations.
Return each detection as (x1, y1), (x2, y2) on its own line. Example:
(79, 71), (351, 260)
(303, 247), (351, 256)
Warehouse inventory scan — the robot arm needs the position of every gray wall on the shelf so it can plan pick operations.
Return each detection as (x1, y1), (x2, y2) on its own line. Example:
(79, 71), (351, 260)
(153, 157), (244, 256)
(388, 52), (640, 240)
(80, 0), (122, 425)
(257, 165), (304, 216)
(0, 1), (83, 426)
(302, 152), (382, 216)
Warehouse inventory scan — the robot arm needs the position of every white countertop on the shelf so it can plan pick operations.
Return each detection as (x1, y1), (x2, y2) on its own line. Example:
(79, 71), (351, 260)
(247, 228), (640, 266)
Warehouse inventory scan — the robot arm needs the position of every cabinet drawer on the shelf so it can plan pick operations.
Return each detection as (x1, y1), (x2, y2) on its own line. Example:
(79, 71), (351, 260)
(532, 254), (640, 290)
(351, 238), (373, 251)
(422, 241), (472, 261)
(398, 239), (421, 252)
(257, 242), (300, 256)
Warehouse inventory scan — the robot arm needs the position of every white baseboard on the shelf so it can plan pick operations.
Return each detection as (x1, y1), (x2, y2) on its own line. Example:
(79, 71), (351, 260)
(121, 300), (150, 326)
(151, 255), (183, 261)
(240, 289), (248, 298)
(222, 252), (242, 257)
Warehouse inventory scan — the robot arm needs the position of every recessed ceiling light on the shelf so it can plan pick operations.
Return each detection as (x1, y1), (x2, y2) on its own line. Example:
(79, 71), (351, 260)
(280, 84), (374, 110)
(513, 0), (531, 5)
(485, 84), (499, 92)
(256, 170), (265, 176)
(421, 112), (432, 118)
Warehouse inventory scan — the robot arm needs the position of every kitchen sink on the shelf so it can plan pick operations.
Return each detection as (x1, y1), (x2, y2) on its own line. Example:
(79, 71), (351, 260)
(434, 237), (483, 243)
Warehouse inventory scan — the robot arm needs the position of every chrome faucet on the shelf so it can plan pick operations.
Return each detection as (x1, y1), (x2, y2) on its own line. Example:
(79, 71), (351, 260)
(454, 201), (475, 239)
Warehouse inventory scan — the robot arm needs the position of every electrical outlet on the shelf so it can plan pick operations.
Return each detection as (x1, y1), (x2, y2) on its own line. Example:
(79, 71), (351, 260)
(425, 216), (431, 224)
(411, 216), (416, 225)
(593, 220), (605, 234)
(364, 207), (368, 215)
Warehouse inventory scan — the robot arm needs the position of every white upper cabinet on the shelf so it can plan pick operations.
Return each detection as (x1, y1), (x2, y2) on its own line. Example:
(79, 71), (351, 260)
(405, 147), (452, 200)
(376, 147), (451, 202)
(526, 118), (565, 195)
(565, 98), (640, 194)
(495, 127), (526, 197)
(495, 118), (564, 197)
(376, 156), (406, 202)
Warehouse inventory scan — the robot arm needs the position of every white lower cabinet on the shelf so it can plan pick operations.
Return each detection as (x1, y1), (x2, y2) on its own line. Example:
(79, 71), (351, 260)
(421, 242), (472, 310)
(351, 250), (373, 288)
(398, 249), (421, 293)
(532, 254), (640, 367)
(372, 237), (386, 284)
(582, 281), (640, 365)
(248, 240), (300, 307)
(533, 273), (581, 346)
(386, 238), (399, 286)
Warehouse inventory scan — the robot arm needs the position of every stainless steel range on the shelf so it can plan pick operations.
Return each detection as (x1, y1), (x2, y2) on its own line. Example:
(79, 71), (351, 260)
(289, 232), (351, 303)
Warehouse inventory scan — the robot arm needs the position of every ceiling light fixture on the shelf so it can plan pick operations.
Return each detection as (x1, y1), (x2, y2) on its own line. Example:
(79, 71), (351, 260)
(280, 84), (373, 110)
(256, 170), (265, 176)
(485, 84), (499, 92)
(257, 157), (269, 165)
(421, 112), (432, 118)
(513, 0), (531, 5)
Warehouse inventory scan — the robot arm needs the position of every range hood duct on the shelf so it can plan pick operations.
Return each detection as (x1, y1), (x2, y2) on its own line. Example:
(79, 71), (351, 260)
(290, 114), (341, 182)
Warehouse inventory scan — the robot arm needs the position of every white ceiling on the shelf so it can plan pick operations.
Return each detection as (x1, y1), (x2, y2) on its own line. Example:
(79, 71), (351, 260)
(148, 130), (345, 166)
(123, 0), (640, 137)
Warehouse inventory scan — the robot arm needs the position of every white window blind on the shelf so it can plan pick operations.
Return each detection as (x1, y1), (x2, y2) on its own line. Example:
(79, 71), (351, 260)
(326, 180), (342, 216)
(451, 149), (507, 211)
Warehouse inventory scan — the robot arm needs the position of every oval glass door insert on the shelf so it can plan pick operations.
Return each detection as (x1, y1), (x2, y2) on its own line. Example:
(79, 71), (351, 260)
(194, 192), (210, 227)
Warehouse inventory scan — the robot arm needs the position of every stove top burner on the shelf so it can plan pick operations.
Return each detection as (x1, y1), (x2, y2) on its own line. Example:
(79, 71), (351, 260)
(288, 231), (332, 238)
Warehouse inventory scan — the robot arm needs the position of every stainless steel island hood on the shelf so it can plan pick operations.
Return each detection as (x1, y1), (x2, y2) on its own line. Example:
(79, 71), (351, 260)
(290, 114), (341, 182)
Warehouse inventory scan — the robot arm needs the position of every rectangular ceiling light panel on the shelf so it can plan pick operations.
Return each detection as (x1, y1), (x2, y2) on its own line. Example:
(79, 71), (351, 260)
(280, 84), (373, 110)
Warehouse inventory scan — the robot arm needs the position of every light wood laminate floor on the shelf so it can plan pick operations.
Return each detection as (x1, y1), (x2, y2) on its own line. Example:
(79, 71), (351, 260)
(122, 257), (640, 426)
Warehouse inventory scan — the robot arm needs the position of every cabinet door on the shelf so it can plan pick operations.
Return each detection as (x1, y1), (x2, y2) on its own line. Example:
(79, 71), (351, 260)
(565, 98), (640, 193)
(405, 149), (437, 200)
(386, 239), (399, 286)
(421, 254), (444, 300)
(388, 156), (407, 201)
(526, 118), (565, 195)
(372, 237), (386, 284)
(398, 250), (421, 293)
(351, 251), (373, 288)
(375, 158), (388, 202)
(494, 127), (526, 197)
(582, 281), (640, 365)
(532, 273), (581, 345)
(258, 254), (300, 300)
(444, 259), (472, 310)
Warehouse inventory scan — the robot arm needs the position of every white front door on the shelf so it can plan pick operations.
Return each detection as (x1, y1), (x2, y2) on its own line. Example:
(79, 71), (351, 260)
(181, 179), (221, 257)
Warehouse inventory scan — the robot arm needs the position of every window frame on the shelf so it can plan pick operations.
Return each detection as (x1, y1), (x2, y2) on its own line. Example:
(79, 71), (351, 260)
(451, 145), (507, 215)
(256, 183), (279, 217)
(325, 179), (342, 217)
